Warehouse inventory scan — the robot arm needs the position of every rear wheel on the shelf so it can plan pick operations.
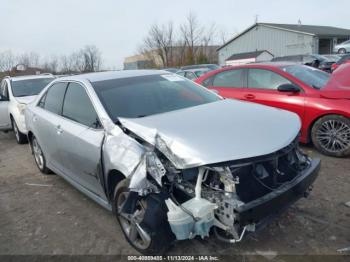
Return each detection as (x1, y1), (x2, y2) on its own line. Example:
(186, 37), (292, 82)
(12, 118), (27, 144)
(338, 48), (347, 54)
(113, 180), (174, 254)
(31, 136), (51, 174)
(311, 115), (350, 157)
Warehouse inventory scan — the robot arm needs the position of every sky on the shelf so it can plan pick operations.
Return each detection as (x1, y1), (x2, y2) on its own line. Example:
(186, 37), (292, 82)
(1, 0), (350, 69)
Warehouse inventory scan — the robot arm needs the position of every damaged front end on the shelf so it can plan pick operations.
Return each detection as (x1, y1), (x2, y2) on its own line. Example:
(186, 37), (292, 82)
(117, 130), (320, 244)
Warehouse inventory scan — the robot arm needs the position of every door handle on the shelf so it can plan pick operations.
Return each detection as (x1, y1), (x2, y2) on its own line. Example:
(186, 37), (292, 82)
(244, 94), (256, 100)
(32, 114), (37, 122)
(56, 125), (63, 135)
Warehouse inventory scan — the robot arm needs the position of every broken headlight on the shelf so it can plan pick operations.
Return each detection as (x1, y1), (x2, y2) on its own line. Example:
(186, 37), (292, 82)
(145, 151), (166, 186)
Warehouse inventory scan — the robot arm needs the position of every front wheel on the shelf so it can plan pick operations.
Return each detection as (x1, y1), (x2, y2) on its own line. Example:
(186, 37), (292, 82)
(311, 115), (350, 157)
(12, 118), (27, 144)
(31, 136), (52, 174)
(113, 180), (174, 254)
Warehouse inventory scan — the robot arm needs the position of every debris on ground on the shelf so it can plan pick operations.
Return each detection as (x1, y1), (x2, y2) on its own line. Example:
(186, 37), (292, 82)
(25, 183), (53, 187)
(337, 247), (350, 253)
(255, 250), (278, 260)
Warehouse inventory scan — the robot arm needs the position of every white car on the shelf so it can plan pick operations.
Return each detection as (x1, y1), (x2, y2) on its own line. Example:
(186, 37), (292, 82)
(0, 75), (55, 143)
(333, 40), (350, 54)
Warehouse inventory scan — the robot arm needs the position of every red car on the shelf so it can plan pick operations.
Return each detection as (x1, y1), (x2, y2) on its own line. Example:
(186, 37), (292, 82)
(196, 63), (350, 157)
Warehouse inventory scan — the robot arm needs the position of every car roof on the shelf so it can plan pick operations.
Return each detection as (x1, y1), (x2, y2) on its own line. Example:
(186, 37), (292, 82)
(7, 74), (55, 82)
(57, 70), (167, 83)
(229, 62), (298, 68)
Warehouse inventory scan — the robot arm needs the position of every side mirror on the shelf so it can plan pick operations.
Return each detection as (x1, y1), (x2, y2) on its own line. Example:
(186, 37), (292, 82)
(277, 83), (300, 93)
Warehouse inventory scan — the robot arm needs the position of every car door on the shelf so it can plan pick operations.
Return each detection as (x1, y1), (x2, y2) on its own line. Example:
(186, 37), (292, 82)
(244, 68), (305, 121)
(33, 82), (68, 168)
(56, 82), (106, 199)
(206, 69), (247, 100)
(0, 80), (11, 130)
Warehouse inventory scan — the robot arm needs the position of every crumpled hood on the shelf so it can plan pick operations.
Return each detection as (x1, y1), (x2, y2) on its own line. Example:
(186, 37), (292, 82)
(119, 99), (301, 169)
(322, 64), (350, 99)
(15, 95), (37, 104)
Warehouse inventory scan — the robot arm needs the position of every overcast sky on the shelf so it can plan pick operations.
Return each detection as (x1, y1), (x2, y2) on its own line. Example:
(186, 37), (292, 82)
(1, 0), (350, 69)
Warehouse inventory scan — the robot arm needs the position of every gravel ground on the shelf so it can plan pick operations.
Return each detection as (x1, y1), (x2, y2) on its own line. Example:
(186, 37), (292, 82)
(0, 131), (349, 261)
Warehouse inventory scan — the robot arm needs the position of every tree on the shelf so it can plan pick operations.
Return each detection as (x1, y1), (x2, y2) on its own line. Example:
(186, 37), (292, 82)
(42, 55), (59, 73)
(17, 52), (40, 67)
(180, 12), (204, 65)
(141, 22), (175, 67)
(59, 54), (75, 73)
(0, 50), (17, 73)
(80, 45), (102, 72)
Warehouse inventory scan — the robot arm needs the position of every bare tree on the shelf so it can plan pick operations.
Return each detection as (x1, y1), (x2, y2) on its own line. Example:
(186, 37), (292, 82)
(17, 52), (40, 67)
(180, 12), (204, 65)
(142, 22), (174, 67)
(81, 45), (102, 72)
(41, 55), (59, 73)
(60, 55), (75, 73)
(0, 50), (17, 73)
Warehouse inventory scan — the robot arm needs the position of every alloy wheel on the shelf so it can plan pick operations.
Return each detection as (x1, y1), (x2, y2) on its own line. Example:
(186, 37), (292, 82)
(117, 192), (151, 250)
(32, 138), (45, 170)
(316, 119), (350, 153)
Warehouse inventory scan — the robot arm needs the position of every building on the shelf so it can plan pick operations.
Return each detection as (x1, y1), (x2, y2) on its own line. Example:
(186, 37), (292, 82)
(218, 23), (350, 65)
(123, 54), (156, 70)
(225, 50), (273, 66)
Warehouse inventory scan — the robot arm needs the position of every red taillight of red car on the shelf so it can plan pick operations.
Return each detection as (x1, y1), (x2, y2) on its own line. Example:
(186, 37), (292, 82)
(331, 63), (338, 72)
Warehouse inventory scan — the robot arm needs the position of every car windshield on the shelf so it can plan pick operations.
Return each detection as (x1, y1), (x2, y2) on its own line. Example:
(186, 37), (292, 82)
(11, 78), (54, 97)
(282, 65), (330, 90)
(92, 74), (221, 120)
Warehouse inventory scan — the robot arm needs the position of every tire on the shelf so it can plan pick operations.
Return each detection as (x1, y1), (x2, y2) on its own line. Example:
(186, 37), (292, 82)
(31, 135), (52, 174)
(338, 48), (347, 54)
(113, 180), (174, 255)
(311, 115), (350, 157)
(11, 118), (27, 144)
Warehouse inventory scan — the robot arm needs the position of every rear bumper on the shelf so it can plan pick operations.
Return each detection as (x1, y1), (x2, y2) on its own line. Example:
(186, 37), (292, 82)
(235, 159), (320, 226)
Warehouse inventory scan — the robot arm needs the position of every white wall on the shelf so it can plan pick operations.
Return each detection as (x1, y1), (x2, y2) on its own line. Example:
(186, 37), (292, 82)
(218, 25), (316, 65)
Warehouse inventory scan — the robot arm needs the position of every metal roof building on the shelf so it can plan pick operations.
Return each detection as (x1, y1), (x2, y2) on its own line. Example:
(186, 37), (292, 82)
(225, 50), (273, 66)
(218, 23), (350, 65)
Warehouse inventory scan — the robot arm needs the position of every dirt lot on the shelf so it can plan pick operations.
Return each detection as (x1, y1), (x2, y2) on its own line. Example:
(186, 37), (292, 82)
(0, 131), (349, 260)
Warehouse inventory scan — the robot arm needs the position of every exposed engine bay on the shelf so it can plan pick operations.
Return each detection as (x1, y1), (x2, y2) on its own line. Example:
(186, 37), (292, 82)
(123, 135), (315, 243)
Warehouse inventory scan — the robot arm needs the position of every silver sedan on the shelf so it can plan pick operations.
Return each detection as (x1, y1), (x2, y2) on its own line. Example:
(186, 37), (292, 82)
(25, 70), (320, 254)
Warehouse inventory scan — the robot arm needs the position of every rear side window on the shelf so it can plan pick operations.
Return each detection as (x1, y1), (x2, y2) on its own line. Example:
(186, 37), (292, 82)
(247, 69), (291, 90)
(212, 69), (245, 88)
(62, 83), (100, 128)
(43, 82), (68, 114)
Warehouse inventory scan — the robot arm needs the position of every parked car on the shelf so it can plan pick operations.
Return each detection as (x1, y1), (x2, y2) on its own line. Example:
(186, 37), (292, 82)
(25, 70), (319, 254)
(196, 63), (350, 157)
(323, 54), (341, 62)
(333, 40), (350, 54)
(271, 54), (335, 72)
(176, 68), (210, 80)
(180, 64), (220, 71)
(331, 54), (350, 72)
(0, 74), (55, 143)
